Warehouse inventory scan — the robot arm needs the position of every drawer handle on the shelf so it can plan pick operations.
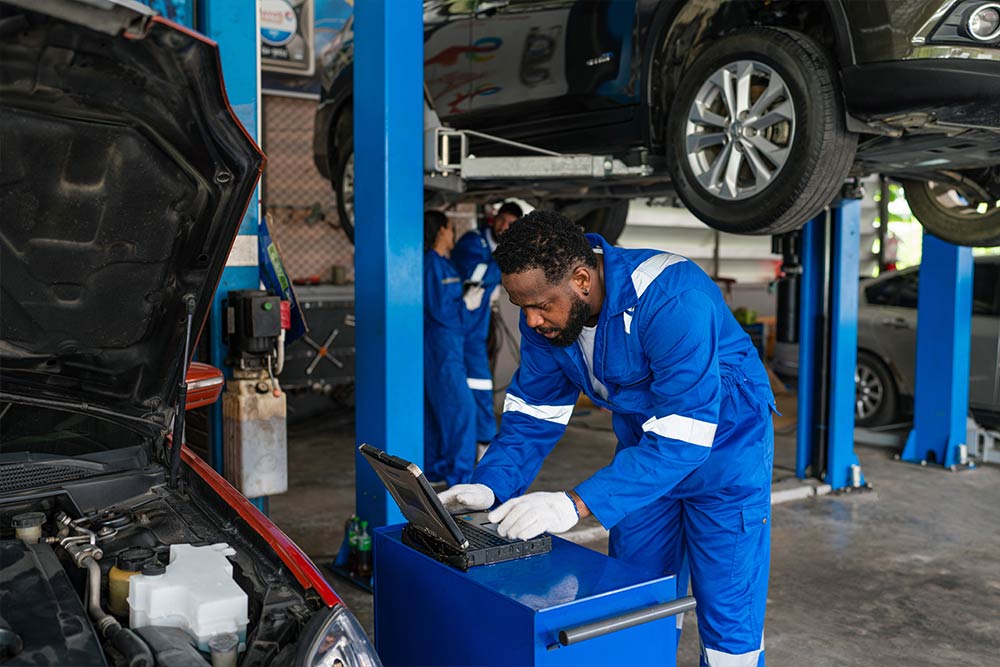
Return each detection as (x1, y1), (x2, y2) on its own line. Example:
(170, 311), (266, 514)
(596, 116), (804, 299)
(549, 596), (697, 649)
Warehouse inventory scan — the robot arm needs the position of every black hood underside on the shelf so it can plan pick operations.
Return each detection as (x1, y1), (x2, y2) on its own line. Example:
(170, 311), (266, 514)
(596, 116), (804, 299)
(0, 1), (265, 428)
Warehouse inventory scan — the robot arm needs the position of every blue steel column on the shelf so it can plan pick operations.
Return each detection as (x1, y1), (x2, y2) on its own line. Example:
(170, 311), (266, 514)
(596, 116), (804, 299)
(796, 202), (866, 489)
(795, 214), (824, 479)
(901, 233), (973, 468)
(353, 0), (424, 526)
(826, 201), (865, 489)
(197, 4), (263, 496)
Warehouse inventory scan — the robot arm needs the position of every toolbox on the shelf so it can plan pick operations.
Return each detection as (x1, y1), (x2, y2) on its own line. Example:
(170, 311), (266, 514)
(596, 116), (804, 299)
(374, 525), (691, 666)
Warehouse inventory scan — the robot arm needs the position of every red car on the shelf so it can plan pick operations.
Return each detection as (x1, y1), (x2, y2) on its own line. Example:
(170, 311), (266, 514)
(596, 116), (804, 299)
(0, 1), (379, 665)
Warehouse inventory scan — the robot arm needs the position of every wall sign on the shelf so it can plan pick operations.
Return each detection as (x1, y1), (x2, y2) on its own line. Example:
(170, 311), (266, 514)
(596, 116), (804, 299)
(261, 0), (315, 77)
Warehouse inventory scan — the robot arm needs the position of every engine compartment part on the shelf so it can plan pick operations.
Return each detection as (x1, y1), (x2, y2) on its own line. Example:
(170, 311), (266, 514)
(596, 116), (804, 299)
(109, 547), (156, 617)
(0, 540), (106, 666)
(11, 512), (44, 543)
(209, 632), (239, 667)
(0, 451), (336, 667)
(135, 627), (207, 667)
(50, 511), (157, 667)
(129, 543), (250, 652)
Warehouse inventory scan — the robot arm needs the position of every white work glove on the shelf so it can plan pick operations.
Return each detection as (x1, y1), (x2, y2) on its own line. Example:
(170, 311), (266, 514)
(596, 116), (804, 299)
(462, 285), (485, 311)
(488, 491), (579, 541)
(437, 483), (495, 513)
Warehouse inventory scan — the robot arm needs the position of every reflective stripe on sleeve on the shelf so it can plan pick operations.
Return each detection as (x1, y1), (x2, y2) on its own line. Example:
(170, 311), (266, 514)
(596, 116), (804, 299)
(641, 414), (717, 448)
(503, 394), (574, 425)
(467, 378), (493, 391)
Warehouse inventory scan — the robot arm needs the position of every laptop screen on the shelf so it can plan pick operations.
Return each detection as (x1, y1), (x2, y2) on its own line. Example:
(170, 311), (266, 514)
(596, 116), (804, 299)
(360, 445), (466, 549)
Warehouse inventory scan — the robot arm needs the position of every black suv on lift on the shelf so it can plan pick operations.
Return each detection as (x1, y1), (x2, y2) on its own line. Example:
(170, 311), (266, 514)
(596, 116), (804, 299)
(314, 0), (1000, 247)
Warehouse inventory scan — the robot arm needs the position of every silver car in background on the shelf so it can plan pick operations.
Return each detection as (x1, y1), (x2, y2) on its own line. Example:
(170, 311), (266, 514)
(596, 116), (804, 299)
(855, 256), (1000, 428)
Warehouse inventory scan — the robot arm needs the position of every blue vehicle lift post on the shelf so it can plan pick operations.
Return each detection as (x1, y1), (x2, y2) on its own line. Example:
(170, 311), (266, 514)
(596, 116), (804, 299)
(353, 0), (424, 527)
(901, 232), (974, 469)
(796, 199), (867, 490)
(196, 2), (266, 512)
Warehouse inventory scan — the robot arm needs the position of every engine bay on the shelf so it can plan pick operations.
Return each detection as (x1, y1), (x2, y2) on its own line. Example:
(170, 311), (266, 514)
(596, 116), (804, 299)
(0, 449), (325, 667)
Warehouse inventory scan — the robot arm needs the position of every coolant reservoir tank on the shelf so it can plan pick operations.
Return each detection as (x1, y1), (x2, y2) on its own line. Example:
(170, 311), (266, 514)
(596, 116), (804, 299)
(128, 543), (249, 651)
(108, 547), (155, 617)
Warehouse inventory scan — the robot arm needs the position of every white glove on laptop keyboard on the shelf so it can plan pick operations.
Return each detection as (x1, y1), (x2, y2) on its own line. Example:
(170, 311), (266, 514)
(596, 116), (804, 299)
(437, 483), (495, 512)
(488, 491), (579, 541)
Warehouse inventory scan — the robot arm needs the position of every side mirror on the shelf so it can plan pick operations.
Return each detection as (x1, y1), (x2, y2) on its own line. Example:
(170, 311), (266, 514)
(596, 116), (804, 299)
(185, 362), (225, 410)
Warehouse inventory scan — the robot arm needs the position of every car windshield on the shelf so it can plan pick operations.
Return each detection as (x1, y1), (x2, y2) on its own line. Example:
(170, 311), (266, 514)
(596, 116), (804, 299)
(0, 402), (148, 458)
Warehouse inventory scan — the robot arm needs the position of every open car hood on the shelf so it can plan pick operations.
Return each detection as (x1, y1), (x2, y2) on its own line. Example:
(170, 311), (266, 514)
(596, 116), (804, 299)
(0, 0), (265, 430)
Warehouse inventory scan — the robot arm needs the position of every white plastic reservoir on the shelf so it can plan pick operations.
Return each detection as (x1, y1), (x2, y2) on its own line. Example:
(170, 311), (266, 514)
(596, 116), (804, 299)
(129, 543), (249, 651)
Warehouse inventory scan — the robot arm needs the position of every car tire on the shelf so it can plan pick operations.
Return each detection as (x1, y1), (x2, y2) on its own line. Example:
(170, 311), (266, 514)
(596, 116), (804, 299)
(333, 137), (355, 244)
(577, 201), (629, 243)
(548, 200), (629, 243)
(899, 178), (1000, 247)
(855, 350), (899, 428)
(666, 27), (857, 235)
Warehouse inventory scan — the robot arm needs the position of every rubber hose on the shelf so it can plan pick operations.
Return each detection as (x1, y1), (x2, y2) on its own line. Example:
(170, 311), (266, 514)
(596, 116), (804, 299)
(82, 558), (153, 667)
(106, 626), (154, 667)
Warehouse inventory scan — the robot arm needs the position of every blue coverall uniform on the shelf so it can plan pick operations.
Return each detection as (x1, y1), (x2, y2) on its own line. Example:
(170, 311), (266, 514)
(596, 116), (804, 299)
(452, 228), (503, 443)
(424, 249), (477, 486)
(472, 235), (775, 667)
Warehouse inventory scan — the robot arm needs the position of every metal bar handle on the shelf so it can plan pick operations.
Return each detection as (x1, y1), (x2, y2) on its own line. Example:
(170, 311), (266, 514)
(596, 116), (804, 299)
(555, 596), (697, 648)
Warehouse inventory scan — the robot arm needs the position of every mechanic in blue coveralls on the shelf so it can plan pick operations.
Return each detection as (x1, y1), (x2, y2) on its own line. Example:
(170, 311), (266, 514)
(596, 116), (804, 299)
(439, 211), (775, 667)
(451, 201), (523, 459)
(423, 210), (485, 487)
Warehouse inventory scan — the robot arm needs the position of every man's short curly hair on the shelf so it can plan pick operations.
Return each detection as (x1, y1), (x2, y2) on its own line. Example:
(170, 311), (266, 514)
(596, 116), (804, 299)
(493, 209), (596, 284)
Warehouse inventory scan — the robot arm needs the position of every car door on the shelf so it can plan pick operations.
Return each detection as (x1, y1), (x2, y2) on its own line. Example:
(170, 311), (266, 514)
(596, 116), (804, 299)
(424, 0), (478, 123)
(970, 259), (1000, 413)
(459, 0), (639, 134)
(859, 270), (919, 394)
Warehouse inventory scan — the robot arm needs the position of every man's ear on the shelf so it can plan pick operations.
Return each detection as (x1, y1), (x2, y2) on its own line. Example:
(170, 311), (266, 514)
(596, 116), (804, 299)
(571, 265), (591, 293)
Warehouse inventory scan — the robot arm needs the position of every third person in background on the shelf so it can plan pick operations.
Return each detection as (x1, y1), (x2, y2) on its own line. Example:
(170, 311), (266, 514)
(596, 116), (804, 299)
(452, 201), (523, 461)
(423, 210), (485, 487)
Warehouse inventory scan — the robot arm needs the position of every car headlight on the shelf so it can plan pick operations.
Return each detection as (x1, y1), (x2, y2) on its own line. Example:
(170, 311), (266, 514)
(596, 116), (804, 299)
(966, 3), (1000, 41)
(303, 605), (382, 667)
(927, 0), (1000, 44)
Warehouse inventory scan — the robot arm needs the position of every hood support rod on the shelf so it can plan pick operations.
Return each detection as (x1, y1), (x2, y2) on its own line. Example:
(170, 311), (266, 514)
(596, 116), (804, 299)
(169, 296), (197, 489)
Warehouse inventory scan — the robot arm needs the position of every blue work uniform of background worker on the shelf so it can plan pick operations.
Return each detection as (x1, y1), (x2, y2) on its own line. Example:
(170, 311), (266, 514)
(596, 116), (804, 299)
(451, 202), (522, 446)
(439, 212), (775, 667)
(451, 228), (501, 443)
(423, 211), (484, 486)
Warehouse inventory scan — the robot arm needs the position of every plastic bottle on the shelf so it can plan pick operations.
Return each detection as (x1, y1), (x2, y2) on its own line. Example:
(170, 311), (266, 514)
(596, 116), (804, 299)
(356, 521), (372, 579)
(346, 515), (360, 575)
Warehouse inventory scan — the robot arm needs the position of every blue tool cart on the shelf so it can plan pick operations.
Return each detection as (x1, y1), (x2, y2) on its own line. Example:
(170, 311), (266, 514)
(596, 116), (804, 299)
(374, 526), (692, 666)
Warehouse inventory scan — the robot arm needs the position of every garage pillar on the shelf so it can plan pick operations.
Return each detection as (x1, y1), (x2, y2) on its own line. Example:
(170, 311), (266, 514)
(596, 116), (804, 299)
(796, 201), (866, 489)
(353, 0), (424, 526)
(901, 233), (973, 468)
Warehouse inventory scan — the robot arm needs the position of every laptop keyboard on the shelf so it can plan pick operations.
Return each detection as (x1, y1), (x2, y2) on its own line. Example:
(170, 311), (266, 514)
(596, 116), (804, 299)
(459, 522), (509, 549)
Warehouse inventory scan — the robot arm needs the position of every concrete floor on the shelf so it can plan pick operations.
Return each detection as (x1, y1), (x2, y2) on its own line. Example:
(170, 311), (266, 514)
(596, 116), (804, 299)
(271, 406), (1000, 667)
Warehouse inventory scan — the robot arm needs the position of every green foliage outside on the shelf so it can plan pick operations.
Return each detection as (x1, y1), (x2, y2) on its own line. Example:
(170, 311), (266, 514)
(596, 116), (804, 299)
(871, 184), (1000, 276)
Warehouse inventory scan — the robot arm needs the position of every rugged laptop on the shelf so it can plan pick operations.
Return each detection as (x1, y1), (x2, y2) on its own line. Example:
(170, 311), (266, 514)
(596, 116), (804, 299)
(359, 444), (552, 570)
